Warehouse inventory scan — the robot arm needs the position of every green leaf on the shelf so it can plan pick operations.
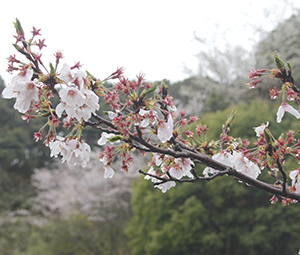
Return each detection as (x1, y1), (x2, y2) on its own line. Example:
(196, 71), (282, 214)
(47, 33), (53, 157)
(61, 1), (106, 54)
(107, 135), (122, 143)
(14, 18), (24, 36)
(139, 83), (158, 99)
(49, 63), (56, 76)
(273, 52), (286, 74)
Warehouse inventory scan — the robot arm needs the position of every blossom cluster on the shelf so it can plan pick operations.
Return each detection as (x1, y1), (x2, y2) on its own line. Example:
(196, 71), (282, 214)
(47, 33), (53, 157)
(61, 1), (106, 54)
(2, 67), (41, 113)
(203, 151), (261, 180)
(55, 63), (100, 122)
(3, 19), (300, 202)
(247, 52), (300, 124)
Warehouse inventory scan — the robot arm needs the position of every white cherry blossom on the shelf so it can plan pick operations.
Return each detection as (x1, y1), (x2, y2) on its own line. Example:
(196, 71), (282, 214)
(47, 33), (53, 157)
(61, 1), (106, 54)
(108, 111), (118, 120)
(49, 136), (68, 160)
(56, 64), (99, 122)
(152, 153), (163, 166)
(99, 155), (114, 178)
(155, 176), (176, 193)
(203, 152), (231, 177)
(59, 87), (85, 106)
(139, 109), (151, 127)
(97, 132), (120, 146)
(144, 166), (176, 193)
(103, 165), (114, 178)
(203, 151), (261, 180)
(231, 151), (261, 179)
(138, 109), (157, 128)
(290, 170), (300, 193)
(58, 63), (76, 84)
(2, 69), (40, 113)
(253, 121), (269, 137)
(276, 100), (300, 123)
(203, 167), (220, 177)
(58, 63), (87, 88)
(157, 114), (173, 143)
(56, 86), (99, 122)
(55, 101), (75, 119)
(169, 158), (194, 179)
(81, 88), (99, 111)
(168, 105), (177, 112)
(67, 140), (91, 167)
(49, 137), (91, 167)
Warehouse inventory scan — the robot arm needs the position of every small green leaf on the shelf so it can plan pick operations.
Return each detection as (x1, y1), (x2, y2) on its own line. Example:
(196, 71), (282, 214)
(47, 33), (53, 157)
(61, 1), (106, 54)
(107, 135), (122, 143)
(264, 128), (272, 145)
(49, 63), (56, 76)
(14, 18), (24, 36)
(140, 83), (158, 99)
(273, 52), (286, 74)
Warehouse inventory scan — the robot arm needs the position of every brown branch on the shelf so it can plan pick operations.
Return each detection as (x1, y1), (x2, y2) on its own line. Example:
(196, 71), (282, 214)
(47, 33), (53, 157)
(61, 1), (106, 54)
(228, 169), (300, 201)
(276, 158), (287, 194)
(91, 113), (118, 130)
(138, 168), (231, 184)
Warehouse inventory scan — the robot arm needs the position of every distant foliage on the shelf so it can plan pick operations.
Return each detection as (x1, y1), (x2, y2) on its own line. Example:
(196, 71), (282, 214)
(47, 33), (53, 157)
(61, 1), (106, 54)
(255, 11), (300, 93)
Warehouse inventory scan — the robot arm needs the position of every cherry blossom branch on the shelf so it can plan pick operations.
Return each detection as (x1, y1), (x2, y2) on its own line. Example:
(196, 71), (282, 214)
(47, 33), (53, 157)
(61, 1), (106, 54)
(5, 19), (300, 205)
(90, 106), (300, 201)
(140, 166), (300, 201)
(91, 113), (117, 130)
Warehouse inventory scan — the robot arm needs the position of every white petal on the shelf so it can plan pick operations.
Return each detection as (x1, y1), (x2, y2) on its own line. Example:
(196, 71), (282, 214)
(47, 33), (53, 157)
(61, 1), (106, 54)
(144, 166), (156, 181)
(168, 105), (177, 112)
(55, 102), (66, 117)
(104, 166), (114, 178)
(97, 136), (108, 146)
(157, 114), (173, 143)
(14, 94), (31, 113)
(59, 87), (85, 106)
(2, 86), (16, 99)
(284, 104), (300, 119)
(253, 122), (268, 137)
(11, 69), (33, 90)
(169, 167), (183, 179)
(140, 118), (150, 128)
(97, 132), (116, 146)
(82, 89), (99, 110)
(153, 153), (163, 166)
(203, 167), (219, 177)
(58, 63), (74, 83)
(108, 111), (117, 120)
(290, 170), (300, 186)
(276, 105), (284, 123)
(139, 109), (149, 116)
(155, 178), (176, 193)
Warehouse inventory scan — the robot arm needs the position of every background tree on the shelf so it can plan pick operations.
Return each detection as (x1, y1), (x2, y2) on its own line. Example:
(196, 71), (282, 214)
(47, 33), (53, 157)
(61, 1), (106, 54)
(168, 8), (300, 116)
(254, 10), (300, 98)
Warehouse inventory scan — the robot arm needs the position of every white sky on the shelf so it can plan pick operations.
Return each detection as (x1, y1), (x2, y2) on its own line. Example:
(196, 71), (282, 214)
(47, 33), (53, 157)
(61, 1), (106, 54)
(1, 0), (299, 85)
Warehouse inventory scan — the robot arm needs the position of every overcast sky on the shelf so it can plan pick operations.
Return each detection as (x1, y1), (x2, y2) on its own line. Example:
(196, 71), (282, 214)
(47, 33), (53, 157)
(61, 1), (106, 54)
(1, 0), (299, 85)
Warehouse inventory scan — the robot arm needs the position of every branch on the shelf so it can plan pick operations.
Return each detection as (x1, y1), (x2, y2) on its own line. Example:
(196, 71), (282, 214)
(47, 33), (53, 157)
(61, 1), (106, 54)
(228, 169), (300, 201)
(140, 166), (300, 201)
(138, 168), (230, 183)
(276, 158), (287, 194)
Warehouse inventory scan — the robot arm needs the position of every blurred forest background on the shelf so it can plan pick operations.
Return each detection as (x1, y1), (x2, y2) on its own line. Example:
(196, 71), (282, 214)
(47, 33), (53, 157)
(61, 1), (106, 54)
(1, 6), (300, 255)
